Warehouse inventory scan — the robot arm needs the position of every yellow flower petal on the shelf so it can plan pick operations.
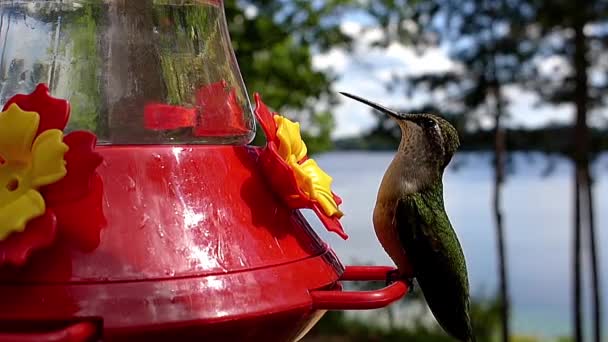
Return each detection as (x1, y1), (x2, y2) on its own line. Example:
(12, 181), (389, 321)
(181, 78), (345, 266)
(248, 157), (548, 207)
(272, 114), (342, 218)
(30, 129), (68, 187)
(290, 159), (315, 197)
(274, 115), (308, 162)
(294, 159), (343, 217)
(315, 191), (344, 218)
(299, 159), (333, 195)
(0, 106), (69, 241)
(0, 189), (45, 240)
(0, 104), (40, 162)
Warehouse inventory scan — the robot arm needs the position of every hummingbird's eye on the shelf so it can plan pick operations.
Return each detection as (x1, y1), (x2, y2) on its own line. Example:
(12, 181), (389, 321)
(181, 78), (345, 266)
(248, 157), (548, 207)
(420, 118), (437, 129)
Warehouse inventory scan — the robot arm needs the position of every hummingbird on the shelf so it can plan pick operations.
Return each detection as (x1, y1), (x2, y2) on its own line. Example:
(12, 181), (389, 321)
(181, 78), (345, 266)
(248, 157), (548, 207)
(341, 92), (474, 342)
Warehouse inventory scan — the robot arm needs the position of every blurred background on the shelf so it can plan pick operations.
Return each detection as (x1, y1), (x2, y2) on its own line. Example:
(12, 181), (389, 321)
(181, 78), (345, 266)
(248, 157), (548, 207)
(0, 0), (603, 341)
(225, 0), (607, 341)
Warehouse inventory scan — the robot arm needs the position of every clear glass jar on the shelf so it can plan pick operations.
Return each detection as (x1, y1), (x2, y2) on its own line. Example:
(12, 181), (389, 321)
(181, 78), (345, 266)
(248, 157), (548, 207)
(0, 0), (255, 145)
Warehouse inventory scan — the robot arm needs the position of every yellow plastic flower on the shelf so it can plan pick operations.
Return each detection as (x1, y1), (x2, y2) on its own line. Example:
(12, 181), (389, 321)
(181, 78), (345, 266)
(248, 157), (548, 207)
(274, 114), (343, 218)
(293, 159), (344, 218)
(274, 115), (307, 163)
(0, 104), (69, 240)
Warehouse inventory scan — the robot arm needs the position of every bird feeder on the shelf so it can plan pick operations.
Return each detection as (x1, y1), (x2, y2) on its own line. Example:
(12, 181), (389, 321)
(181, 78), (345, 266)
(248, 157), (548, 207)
(0, 1), (409, 341)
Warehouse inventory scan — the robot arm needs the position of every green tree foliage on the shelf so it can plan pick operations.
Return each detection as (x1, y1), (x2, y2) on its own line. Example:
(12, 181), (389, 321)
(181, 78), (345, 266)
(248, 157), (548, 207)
(360, 0), (535, 143)
(224, 0), (357, 153)
(59, 5), (103, 132)
(523, 0), (608, 125)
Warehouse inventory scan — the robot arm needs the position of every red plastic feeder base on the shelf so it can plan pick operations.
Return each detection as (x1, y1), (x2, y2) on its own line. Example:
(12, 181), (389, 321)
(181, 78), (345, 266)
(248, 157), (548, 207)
(0, 146), (408, 341)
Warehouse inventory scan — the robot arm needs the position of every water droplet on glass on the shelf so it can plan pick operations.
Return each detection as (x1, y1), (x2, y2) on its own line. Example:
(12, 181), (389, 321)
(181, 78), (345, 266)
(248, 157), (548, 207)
(126, 176), (136, 191)
(139, 214), (150, 230)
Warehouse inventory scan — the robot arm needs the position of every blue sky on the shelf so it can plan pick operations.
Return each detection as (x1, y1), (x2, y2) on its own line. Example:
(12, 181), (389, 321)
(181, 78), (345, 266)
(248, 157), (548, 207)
(311, 17), (576, 138)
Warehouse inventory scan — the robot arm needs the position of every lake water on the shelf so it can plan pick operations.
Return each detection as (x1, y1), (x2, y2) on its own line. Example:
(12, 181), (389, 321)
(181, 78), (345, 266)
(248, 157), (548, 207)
(304, 151), (608, 339)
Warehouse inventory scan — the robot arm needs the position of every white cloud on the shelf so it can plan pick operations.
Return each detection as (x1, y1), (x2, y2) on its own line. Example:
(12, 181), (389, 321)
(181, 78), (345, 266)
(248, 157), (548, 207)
(313, 21), (460, 138)
(313, 19), (577, 138)
(339, 18), (384, 43)
(331, 70), (417, 138)
(330, 74), (382, 138)
(312, 49), (350, 73)
(504, 86), (573, 127)
(536, 55), (571, 78)
(340, 20), (363, 36)
(385, 44), (455, 75)
(244, 5), (259, 19)
(359, 27), (385, 45)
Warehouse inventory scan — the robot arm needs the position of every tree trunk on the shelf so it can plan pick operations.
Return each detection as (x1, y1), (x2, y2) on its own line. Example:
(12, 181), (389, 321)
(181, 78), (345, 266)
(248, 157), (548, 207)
(487, 0), (510, 338)
(584, 169), (601, 342)
(573, 171), (583, 342)
(572, 10), (601, 342)
(491, 84), (510, 342)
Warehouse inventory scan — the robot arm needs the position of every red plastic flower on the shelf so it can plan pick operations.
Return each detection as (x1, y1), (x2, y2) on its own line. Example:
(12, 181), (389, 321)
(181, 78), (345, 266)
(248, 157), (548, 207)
(253, 93), (347, 239)
(194, 80), (247, 137)
(0, 84), (105, 266)
(143, 80), (249, 137)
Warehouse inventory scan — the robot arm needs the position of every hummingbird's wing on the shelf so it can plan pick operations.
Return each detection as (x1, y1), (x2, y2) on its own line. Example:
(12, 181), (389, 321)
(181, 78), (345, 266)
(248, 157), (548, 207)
(396, 193), (474, 342)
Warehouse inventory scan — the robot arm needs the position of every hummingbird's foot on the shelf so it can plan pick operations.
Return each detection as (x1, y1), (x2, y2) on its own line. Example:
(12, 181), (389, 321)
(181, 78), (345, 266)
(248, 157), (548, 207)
(406, 278), (415, 292)
(385, 269), (402, 286)
(385, 269), (415, 291)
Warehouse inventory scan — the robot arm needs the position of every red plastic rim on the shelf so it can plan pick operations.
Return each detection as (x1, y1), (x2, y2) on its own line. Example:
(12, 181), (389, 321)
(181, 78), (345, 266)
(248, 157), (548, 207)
(309, 266), (409, 310)
(0, 321), (98, 342)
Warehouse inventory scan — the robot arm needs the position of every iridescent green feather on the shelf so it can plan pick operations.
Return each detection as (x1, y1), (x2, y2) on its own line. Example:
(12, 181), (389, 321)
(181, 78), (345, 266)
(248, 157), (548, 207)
(397, 181), (473, 342)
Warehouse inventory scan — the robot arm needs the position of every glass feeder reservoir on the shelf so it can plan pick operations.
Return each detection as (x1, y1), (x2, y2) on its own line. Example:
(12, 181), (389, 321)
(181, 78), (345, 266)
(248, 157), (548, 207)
(0, 0), (255, 145)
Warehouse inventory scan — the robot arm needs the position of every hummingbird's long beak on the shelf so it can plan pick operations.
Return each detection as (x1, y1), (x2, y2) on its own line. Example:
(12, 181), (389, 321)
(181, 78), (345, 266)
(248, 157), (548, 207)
(340, 92), (407, 121)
